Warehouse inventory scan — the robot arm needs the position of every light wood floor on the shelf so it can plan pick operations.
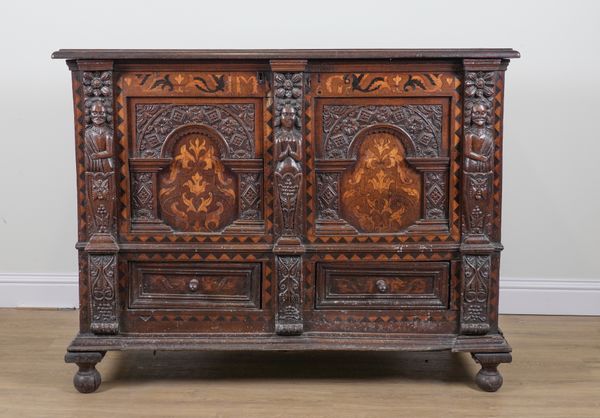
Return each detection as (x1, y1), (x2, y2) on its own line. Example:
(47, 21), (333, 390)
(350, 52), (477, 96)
(0, 310), (598, 418)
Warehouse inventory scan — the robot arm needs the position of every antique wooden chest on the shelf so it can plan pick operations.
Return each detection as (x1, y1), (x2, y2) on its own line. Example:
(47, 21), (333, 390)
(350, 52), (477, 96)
(52, 48), (520, 393)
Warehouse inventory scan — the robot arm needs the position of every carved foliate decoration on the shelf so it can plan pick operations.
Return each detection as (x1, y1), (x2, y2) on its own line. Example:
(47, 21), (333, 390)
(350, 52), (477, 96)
(322, 104), (442, 159)
(465, 173), (492, 235)
(132, 172), (154, 221)
(460, 255), (491, 335)
(462, 71), (496, 241)
(159, 134), (237, 232)
(275, 255), (303, 335)
(341, 133), (421, 232)
(239, 173), (262, 220)
(273, 72), (304, 241)
(136, 104), (255, 158)
(86, 172), (116, 235)
(424, 172), (447, 220)
(316, 173), (340, 220)
(89, 254), (118, 334)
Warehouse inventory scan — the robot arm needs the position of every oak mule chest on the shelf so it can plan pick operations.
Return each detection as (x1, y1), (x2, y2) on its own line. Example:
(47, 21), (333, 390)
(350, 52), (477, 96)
(52, 48), (519, 393)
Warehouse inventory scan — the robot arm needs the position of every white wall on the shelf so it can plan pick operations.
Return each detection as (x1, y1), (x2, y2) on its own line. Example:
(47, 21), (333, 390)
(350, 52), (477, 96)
(0, 0), (599, 312)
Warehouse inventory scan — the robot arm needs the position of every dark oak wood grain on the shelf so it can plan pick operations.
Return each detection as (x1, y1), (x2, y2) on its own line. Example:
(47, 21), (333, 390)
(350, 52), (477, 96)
(53, 48), (518, 393)
(52, 48), (520, 60)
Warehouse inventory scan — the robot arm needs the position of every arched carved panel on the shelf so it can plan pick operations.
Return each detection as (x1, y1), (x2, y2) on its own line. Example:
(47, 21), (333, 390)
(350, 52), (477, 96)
(158, 128), (237, 232)
(136, 103), (255, 158)
(340, 131), (421, 233)
(322, 104), (442, 159)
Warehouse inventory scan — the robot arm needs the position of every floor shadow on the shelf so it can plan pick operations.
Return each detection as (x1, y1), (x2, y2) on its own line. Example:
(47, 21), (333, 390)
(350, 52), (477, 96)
(102, 350), (475, 389)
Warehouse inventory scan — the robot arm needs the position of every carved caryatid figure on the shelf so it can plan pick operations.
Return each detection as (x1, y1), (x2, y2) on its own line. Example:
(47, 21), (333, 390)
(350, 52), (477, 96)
(275, 103), (303, 235)
(464, 102), (494, 173)
(85, 101), (114, 172)
(275, 103), (303, 163)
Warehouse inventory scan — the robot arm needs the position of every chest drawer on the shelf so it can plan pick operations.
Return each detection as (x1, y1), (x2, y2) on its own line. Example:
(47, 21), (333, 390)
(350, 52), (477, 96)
(129, 262), (261, 309)
(315, 261), (449, 310)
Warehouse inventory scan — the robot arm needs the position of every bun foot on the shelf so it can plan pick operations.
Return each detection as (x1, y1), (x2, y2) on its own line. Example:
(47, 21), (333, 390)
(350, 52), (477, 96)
(65, 351), (105, 393)
(73, 364), (101, 393)
(475, 366), (503, 392)
(472, 352), (512, 392)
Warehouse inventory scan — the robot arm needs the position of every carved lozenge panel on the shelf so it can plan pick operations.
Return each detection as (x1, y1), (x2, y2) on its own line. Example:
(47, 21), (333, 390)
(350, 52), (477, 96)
(341, 132), (421, 233)
(158, 133), (237, 232)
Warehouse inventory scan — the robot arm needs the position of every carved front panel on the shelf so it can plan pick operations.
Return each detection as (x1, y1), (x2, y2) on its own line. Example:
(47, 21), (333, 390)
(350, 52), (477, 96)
(158, 132), (237, 232)
(124, 99), (266, 235)
(312, 97), (452, 238)
(118, 71), (268, 240)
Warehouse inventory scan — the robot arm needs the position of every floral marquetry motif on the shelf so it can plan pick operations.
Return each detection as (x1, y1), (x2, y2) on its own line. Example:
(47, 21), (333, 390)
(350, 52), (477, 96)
(341, 132), (421, 233)
(158, 134), (237, 232)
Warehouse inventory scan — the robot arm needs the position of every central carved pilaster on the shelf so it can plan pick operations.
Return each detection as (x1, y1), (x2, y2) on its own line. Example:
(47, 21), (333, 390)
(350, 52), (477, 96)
(273, 71), (304, 246)
(271, 61), (307, 335)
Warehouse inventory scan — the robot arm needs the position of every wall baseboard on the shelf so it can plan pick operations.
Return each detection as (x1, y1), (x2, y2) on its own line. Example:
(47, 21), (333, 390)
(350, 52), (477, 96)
(499, 277), (600, 315)
(0, 273), (599, 315)
(0, 273), (79, 308)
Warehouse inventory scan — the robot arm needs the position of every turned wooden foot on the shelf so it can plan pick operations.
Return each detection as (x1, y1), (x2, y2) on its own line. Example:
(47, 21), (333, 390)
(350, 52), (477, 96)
(65, 351), (105, 393)
(472, 352), (512, 392)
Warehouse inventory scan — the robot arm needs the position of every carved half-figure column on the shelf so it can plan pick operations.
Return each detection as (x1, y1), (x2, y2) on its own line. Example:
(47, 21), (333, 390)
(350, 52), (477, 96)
(271, 60), (307, 335)
(79, 62), (120, 335)
(460, 60), (505, 336)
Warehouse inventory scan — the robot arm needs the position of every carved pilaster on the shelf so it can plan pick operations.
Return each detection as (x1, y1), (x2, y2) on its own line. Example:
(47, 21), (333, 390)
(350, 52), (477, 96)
(460, 254), (491, 334)
(275, 255), (303, 335)
(79, 62), (119, 335)
(271, 61), (307, 335)
(88, 254), (118, 334)
(462, 68), (496, 244)
(460, 61), (504, 336)
(273, 70), (305, 246)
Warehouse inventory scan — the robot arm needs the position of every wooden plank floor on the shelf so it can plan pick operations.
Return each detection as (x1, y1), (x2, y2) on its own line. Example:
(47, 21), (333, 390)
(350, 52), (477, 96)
(0, 310), (598, 418)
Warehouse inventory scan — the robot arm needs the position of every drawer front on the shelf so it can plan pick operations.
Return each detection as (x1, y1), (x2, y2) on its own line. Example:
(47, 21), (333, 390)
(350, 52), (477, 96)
(130, 262), (261, 309)
(316, 262), (449, 309)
